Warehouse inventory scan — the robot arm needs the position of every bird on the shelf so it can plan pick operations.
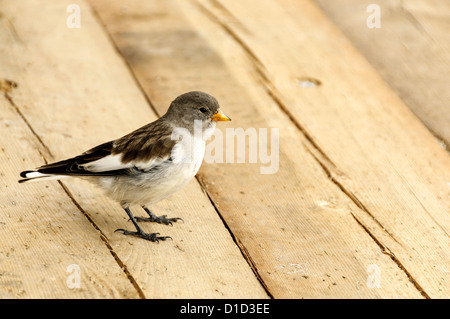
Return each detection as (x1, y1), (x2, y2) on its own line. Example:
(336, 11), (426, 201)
(19, 91), (231, 242)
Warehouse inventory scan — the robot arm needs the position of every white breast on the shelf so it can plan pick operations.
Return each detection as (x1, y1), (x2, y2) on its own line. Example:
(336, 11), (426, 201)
(171, 132), (206, 177)
(97, 124), (215, 206)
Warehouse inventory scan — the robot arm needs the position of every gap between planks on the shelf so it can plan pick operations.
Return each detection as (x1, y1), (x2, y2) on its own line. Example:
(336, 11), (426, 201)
(195, 0), (431, 298)
(87, 3), (274, 298)
(87, 2), (275, 298)
(350, 213), (430, 299)
(1, 86), (146, 299)
(84, 0), (438, 297)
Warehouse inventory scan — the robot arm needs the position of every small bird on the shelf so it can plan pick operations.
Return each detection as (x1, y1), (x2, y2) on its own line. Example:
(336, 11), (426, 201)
(19, 91), (231, 242)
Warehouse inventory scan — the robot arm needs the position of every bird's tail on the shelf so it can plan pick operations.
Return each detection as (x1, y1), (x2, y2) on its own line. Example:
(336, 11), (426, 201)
(18, 170), (68, 183)
(19, 141), (117, 183)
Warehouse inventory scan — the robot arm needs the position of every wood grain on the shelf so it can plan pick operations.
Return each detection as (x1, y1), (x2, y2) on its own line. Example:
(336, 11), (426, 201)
(87, 0), (449, 298)
(197, 0), (450, 298)
(2, 0), (448, 299)
(1, 0), (267, 298)
(315, 0), (450, 147)
(0, 92), (138, 298)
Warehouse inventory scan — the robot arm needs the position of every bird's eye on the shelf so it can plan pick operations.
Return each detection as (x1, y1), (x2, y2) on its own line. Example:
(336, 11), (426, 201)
(199, 107), (208, 113)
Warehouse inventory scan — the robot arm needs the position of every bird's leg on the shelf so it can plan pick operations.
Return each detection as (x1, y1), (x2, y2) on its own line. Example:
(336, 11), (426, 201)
(134, 205), (183, 226)
(115, 207), (171, 243)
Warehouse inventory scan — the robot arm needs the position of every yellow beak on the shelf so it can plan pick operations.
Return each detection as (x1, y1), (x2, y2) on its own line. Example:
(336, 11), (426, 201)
(211, 110), (231, 121)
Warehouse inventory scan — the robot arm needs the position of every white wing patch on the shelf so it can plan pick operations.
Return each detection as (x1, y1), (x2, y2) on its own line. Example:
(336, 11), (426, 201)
(133, 156), (169, 171)
(21, 171), (70, 182)
(82, 153), (172, 173)
(81, 154), (133, 172)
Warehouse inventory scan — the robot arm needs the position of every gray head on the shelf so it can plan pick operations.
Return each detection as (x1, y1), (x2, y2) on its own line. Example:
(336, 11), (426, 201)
(163, 91), (230, 131)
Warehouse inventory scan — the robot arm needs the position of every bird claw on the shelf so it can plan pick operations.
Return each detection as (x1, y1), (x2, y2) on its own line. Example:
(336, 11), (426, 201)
(114, 229), (172, 243)
(135, 214), (184, 226)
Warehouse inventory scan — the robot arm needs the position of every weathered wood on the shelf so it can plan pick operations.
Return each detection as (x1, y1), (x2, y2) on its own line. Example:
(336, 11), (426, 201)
(87, 0), (449, 298)
(197, 0), (450, 298)
(1, 0), (267, 298)
(3, 0), (448, 299)
(314, 0), (450, 147)
(0, 91), (139, 298)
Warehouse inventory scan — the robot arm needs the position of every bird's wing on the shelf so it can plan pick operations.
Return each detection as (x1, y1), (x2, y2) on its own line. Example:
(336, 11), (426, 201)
(109, 120), (178, 172)
(35, 120), (178, 176)
(34, 141), (129, 176)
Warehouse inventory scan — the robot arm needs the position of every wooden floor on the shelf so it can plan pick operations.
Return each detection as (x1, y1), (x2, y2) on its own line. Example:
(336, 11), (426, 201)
(1, 0), (449, 298)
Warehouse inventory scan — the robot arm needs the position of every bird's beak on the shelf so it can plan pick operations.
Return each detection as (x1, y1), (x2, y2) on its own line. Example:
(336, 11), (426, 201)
(211, 110), (231, 121)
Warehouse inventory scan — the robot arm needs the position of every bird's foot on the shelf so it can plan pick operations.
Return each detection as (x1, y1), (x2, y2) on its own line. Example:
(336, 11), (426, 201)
(135, 214), (183, 225)
(114, 229), (172, 243)
(137, 206), (184, 226)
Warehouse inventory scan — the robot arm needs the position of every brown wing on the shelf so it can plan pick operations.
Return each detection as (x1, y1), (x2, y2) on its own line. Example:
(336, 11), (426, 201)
(112, 119), (177, 165)
(30, 119), (178, 176)
(28, 141), (117, 176)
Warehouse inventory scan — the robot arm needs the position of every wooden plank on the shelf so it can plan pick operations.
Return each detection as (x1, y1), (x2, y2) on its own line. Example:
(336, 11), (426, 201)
(195, 0), (450, 298)
(314, 0), (450, 147)
(1, 0), (268, 298)
(0, 91), (138, 298)
(88, 0), (433, 298)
